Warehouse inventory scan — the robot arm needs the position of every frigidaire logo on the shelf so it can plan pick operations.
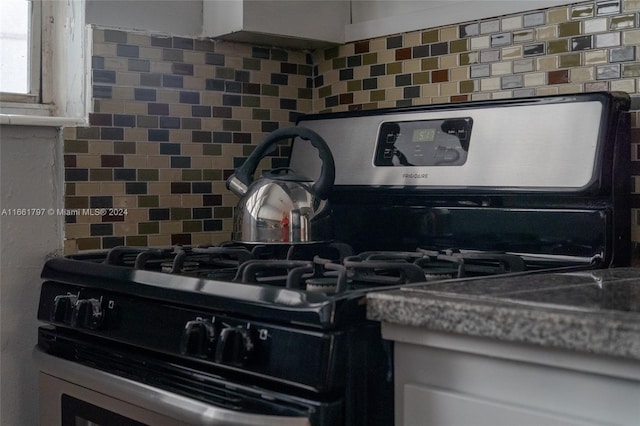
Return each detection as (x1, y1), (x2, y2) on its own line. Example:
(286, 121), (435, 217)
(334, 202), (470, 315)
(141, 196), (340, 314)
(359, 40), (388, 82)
(402, 173), (429, 179)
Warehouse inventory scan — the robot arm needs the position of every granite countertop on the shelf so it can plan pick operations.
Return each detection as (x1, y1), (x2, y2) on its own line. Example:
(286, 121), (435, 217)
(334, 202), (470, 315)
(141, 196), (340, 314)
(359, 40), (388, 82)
(366, 267), (640, 360)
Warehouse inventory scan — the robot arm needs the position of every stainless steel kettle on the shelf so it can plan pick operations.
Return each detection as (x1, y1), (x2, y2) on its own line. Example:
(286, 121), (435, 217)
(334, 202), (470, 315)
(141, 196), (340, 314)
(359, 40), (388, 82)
(226, 127), (335, 244)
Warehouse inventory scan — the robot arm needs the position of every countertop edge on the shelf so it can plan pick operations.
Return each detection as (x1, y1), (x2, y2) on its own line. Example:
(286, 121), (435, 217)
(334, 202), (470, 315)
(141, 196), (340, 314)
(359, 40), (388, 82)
(366, 290), (640, 361)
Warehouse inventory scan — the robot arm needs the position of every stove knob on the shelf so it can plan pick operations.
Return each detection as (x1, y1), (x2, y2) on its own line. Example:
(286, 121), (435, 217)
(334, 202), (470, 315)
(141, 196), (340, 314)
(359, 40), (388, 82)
(214, 326), (254, 366)
(71, 298), (104, 330)
(51, 294), (78, 324)
(179, 319), (216, 358)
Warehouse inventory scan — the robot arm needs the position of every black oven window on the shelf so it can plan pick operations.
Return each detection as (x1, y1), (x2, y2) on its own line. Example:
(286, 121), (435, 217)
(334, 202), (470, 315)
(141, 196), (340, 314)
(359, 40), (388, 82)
(61, 395), (147, 426)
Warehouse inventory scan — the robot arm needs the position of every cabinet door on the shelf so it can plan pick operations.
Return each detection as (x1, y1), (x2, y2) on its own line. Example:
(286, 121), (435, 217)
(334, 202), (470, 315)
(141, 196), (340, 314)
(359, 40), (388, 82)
(403, 383), (603, 426)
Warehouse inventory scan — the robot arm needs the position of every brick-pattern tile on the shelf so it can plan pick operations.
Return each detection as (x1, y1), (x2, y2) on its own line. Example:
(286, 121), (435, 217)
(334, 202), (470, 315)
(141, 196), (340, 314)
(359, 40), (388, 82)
(66, 29), (312, 252)
(317, 1), (639, 109)
(67, 4), (640, 252)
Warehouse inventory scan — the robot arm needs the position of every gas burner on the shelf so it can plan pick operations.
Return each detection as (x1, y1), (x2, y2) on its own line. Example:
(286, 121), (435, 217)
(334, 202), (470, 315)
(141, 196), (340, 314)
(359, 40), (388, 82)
(104, 246), (175, 268)
(286, 242), (353, 262)
(427, 249), (526, 275)
(344, 248), (528, 283)
(94, 243), (358, 289)
(161, 261), (200, 273)
(191, 246), (253, 263)
(344, 250), (463, 282)
(305, 278), (339, 293)
(101, 245), (255, 274)
(343, 253), (427, 285)
(226, 247), (530, 293)
(233, 259), (313, 288)
(231, 256), (349, 293)
(308, 256), (348, 293)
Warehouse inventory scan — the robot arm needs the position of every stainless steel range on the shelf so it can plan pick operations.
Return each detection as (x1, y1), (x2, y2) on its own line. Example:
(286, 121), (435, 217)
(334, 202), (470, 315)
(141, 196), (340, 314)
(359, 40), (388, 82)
(35, 92), (630, 426)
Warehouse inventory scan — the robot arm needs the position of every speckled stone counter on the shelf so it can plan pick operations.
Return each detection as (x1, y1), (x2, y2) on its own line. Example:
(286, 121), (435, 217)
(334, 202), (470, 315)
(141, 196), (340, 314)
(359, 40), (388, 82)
(367, 267), (640, 360)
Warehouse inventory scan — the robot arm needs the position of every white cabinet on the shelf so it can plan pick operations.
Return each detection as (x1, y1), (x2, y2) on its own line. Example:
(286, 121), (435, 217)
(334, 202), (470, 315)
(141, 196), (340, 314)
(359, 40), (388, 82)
(203, 0), (350, 49)
(384, 323), (640, 426)
(403, 384), (598, 426)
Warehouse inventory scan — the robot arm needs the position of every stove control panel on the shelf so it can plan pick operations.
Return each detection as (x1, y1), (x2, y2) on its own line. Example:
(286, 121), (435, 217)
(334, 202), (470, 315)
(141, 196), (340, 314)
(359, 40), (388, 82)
(175, 314), (343, 389)
(38, 280), (346, 391)
(374, 118), (472, 167)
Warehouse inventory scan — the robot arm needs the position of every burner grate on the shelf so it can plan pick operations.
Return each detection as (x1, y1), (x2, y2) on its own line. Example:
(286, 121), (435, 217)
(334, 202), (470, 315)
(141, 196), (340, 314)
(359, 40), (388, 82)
(95, 244), (529, 294)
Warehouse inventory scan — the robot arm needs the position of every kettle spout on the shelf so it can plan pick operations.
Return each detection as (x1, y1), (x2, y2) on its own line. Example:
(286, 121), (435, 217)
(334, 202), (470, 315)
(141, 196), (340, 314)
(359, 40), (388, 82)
(226, 175), (249, 197)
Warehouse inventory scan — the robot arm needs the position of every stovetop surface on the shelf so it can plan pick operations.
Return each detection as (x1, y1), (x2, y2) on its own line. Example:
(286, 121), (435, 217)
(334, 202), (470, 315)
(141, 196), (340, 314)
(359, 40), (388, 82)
(41, 242), (600, 329)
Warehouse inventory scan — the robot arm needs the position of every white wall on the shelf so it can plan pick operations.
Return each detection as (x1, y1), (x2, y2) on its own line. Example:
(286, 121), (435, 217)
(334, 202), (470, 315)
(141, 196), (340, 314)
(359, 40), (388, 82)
(0, 125), (64, 426)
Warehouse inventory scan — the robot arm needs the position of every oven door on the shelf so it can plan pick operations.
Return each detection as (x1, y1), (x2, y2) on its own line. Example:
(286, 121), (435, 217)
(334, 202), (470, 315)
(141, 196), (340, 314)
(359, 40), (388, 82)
(34, 344), (334, 426)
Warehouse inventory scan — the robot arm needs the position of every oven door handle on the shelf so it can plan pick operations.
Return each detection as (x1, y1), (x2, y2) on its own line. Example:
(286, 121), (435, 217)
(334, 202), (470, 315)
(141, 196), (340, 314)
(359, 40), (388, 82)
(33, 347), (311, 426)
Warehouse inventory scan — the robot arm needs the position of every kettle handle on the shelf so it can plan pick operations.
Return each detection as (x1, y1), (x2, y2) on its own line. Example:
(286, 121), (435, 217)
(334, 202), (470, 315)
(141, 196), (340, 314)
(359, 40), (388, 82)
(228, 127), (336, 200)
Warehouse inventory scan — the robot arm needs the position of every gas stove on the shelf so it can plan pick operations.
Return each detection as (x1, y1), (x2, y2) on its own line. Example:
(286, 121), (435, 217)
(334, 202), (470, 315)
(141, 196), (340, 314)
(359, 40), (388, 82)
(35, 92), (631, 426)
(40, 240), (598, 326)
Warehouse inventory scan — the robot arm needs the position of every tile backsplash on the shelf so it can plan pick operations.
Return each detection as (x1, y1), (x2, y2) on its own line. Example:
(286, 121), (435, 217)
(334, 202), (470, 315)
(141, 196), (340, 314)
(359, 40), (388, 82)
(315, 0), (639, 110)
(64, 0), (640, 253)
(63, 31), (313, 252)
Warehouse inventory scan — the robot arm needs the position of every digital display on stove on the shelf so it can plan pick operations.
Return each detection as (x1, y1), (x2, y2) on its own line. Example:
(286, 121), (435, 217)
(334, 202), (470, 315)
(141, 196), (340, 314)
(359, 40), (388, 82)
(412, 128), (436, 142)
(375, 117), (472, 167)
